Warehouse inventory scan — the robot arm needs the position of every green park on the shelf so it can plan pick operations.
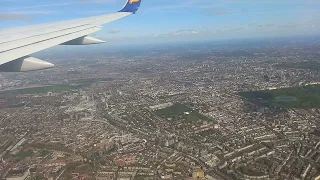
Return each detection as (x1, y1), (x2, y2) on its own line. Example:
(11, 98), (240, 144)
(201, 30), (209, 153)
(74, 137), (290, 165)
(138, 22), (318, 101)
(239, 84), (320, 109)
(155, 103), (213, 122)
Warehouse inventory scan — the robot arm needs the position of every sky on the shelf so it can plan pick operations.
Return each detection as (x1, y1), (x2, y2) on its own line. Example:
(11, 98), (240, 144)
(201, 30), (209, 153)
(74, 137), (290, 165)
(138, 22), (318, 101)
(1, 0), (320, 44)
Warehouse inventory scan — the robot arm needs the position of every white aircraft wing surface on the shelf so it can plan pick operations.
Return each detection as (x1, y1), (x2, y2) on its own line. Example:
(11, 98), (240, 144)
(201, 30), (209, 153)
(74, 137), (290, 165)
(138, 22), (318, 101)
(0, 0), (142, 72)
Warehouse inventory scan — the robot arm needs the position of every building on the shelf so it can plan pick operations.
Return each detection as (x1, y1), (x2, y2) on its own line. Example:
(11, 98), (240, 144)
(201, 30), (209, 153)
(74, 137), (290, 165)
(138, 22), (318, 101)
(6, 169), (30, 180)
(114, 155), (137, 166)
(192, 168), (204, 179)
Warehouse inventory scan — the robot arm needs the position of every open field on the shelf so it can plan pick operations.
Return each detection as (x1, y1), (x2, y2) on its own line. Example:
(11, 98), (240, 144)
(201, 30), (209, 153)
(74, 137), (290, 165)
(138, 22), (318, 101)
(155, 103), (213, 122)
(0, 85), (78, 95)
(239, 85), (320, 108)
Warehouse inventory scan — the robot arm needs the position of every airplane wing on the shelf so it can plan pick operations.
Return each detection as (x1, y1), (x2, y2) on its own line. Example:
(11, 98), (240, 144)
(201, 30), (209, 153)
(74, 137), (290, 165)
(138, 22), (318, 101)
(0, 0), (142, 72)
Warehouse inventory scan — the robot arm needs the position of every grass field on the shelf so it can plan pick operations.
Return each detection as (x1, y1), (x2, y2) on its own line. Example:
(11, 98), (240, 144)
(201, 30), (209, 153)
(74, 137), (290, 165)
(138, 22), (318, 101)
(239, 84), (320, 109)
(15, 150), (33, 161)
(156, 103), (192, 119)
(39, 149), (51, 157)
(30, 143), (73, 153)
(155, 103), (213, 122)
(0, 85), (78, 95)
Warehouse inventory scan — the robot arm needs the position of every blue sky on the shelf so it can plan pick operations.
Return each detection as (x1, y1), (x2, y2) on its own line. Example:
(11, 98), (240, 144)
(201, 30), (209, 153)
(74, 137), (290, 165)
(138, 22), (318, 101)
(1, 0), (320, 44)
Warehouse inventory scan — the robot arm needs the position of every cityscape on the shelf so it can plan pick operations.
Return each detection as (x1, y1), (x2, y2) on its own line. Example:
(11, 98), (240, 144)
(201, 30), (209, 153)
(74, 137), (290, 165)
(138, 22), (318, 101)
(1, 37), (320, 180)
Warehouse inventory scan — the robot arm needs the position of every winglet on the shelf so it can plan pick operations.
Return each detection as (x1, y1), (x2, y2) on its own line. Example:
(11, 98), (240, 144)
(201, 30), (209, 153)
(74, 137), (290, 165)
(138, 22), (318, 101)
(119, 0), (141, 13)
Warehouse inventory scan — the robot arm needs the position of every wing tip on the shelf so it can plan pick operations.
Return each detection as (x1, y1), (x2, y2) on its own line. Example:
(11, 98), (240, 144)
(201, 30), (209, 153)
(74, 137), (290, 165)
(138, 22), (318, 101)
(119, 0), (141, 13)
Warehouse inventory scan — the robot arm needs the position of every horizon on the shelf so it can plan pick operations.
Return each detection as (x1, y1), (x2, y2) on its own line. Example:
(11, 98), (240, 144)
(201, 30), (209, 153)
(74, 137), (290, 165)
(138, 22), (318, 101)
(1, 0), (320, 46)
(34, 34), (320, 60)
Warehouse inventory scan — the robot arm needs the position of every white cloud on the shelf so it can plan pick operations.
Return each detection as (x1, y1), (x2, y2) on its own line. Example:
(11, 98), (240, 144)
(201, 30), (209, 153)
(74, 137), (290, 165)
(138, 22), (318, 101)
(153, 29), (202, 38)
(0, 13), (31, 20)
(108, 29), (121, 34)
(6, 0), (116, 11)
(12, 10), (57, 14)
(0, 10), (56, 21)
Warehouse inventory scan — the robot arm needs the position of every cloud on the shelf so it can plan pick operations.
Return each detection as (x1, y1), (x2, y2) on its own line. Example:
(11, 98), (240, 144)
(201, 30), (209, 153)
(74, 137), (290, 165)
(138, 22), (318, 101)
(202, 6), (269, 17)
(279, 24), (303, 28)
(8, 2), (81, 10)
(108, 29), (121, 34)
(14, 10), (57, 15)
(215, 27), (242, 33)
(265, 24), (275, 27)
(248, 23), (258, 26)
(152, 34), (159, 38)
(172, 29), (200, 35)
(255, 24), (276, 29)
(144, 0), (233, 13)
(0, 13), (31, 21)
(203, 7), (228, 16)
(85, 10), (106, 14)
(0, 10), (56, 21)
(152, 29), (201, 38)
(191, 31), (199, 34)
(7, 0), (116, 11)
(150, 27), (244, 39)
(80, 0), (116, 2)
(276, 20), (320, 29)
